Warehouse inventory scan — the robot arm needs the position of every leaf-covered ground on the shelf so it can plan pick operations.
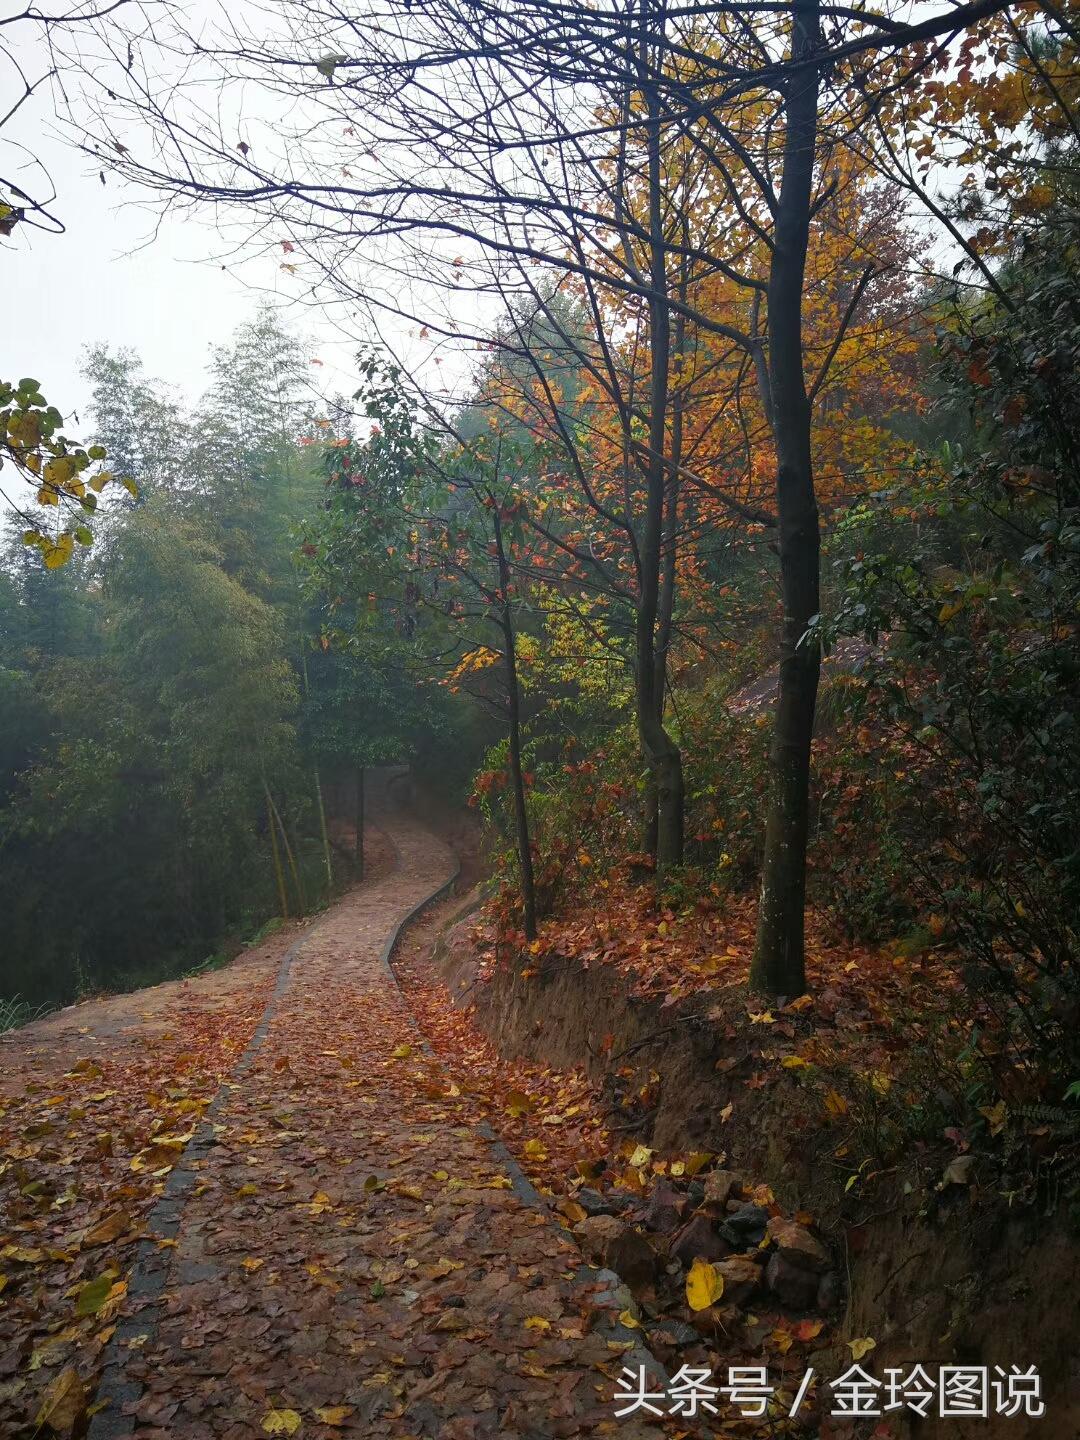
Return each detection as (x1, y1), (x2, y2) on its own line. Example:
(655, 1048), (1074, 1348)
(0, 815), (677, 1440)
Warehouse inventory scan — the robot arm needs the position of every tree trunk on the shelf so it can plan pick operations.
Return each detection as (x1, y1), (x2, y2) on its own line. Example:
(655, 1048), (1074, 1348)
(636, 19), (684, 876)
(354, 764), (365, 882)
(492, 506), (538, 940)
(750, 0), (822, 998)
(642, 775), (659, 856)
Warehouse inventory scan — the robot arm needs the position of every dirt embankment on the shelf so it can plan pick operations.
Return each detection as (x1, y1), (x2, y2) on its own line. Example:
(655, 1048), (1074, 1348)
(432, 906), (1080, 1440)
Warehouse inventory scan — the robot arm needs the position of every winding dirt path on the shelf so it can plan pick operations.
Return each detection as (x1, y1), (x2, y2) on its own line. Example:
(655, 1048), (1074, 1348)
(2, 805), (661, 1440)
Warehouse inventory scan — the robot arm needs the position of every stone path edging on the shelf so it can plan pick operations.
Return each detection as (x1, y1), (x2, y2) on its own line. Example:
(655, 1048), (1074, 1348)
(88, 835), (408, 1439)
(380, 842), (669, 1392)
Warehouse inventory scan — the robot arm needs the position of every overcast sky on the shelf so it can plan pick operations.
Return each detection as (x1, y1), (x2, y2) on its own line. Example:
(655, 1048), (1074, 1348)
(1, 3), (368, 431)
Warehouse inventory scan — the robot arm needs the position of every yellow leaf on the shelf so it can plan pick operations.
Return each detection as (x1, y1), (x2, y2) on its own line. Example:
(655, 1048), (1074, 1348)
(315, 1408), (352, 1427)
(557, 1198), (587, 1225)
(979, 1100), (1007, 1137)
(423, 1256), (463, 1278)
(41, 532), (75, 569)
(823, 1089), (849, 1118)
(748, 1010), (775, 1025)
(241, 1257), (265, 1272)
(686, 1258), (724, 1312)
(2, 1245), (44, 1263)
(847, 1336), (877, 1360)
(618, 1309), (640, 1329)
(505, 1090), (534, 1117)
(684, 1151), (714, 1176)
(391, 1044), (412, 1059)
(262, 1409), (302, 1435)
(34, 1365), (87, 1435)
(574, 1159), (604, 1181)
(523, 1139), (546, 1158)
(628, 1143), (652, 1168)
(130, 1132), (193, 1172)
(781, 1055), (810, 1070)
(309, 1192), (333, 1214)
(524, 1315), (551, 1331)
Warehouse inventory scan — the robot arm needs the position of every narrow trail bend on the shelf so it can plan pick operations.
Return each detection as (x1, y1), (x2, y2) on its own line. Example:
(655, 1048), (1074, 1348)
(2, 802), (661, 1440)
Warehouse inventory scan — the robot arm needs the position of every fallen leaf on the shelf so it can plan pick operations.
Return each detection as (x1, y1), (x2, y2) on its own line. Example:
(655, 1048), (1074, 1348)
(315, 1407), (352, 1426)
(848, 1336), (877, 1360)
(941, 1154), (976, 1187)
(686, 1258), (724, 1312)
(505, 1089), (533, 1117)
(823, 1089), (849, 1118)
(792, 1318), (824, 1342)
(74, 1274), (112, 1317)
(35, 1366), (87, 1435)
(262, 1409), (302, 1435)
(83, 1211), (131, 1247)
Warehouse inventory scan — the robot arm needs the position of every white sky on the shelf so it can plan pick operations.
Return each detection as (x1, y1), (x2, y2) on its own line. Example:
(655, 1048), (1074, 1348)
(0, 3), (370, 431)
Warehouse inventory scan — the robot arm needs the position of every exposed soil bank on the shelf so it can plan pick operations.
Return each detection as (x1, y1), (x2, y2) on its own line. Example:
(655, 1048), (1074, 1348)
(435, 908), (1080, 1440)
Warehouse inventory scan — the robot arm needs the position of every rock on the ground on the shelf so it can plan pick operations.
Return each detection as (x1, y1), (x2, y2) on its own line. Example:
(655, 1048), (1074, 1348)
(670, 1214), (731, 1266)
(644, 1182), (686, 1234)
(575, 1187), (621, 1217)
(573, 1214), (656, 1286)
(648, 1320), (700, 1352)
(766, 1217), (829, 1273)
(714, 1255), (763, 1307)
(720, 1203), (769, 1246)
(765, 1253), (819, 1309)
(702, 1170), (743, 1209)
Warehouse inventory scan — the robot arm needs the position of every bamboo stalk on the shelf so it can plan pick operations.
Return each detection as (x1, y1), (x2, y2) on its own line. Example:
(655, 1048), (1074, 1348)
(266, 787), (304, 914)
(266, 789), (289, 920)
(314, 767), (333, 895)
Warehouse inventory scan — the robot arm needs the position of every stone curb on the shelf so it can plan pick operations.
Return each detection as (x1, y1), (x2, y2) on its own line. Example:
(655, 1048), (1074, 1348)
(379, 836), (670, 1401)
(88, 823), (395, 1439)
